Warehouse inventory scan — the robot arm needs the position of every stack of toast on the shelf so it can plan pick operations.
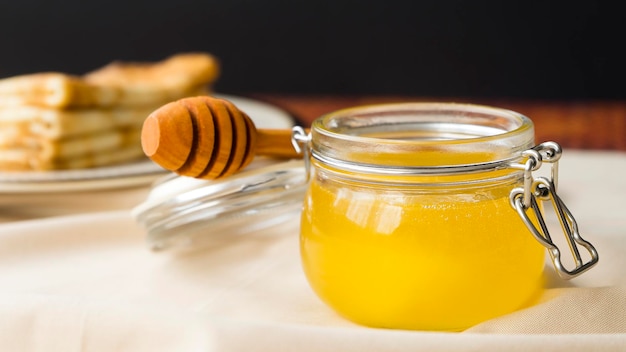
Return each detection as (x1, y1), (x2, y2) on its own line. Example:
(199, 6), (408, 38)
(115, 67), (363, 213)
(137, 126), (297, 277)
(0, 52), (219, 171)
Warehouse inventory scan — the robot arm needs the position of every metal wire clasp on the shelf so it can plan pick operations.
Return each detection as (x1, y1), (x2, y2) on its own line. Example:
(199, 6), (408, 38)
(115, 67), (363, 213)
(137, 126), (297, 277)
(291, 126), (312, 182)
(509, 142), (599, 279)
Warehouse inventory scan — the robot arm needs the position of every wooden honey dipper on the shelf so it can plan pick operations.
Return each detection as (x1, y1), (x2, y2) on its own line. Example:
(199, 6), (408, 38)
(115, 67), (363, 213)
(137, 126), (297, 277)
(141, 96), (303, 179)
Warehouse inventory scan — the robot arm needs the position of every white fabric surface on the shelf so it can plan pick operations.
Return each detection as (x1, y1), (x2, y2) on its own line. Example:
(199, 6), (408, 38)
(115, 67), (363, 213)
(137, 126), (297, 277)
(0, 150), (625, 351)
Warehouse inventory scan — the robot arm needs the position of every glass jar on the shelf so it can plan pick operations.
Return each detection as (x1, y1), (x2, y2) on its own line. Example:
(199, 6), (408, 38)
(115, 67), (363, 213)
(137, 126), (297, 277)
(294, 102), (598, 331)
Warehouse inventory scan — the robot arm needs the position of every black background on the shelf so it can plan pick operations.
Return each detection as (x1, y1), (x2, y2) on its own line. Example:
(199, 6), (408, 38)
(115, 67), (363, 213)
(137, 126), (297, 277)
(1, 1), (624, 99)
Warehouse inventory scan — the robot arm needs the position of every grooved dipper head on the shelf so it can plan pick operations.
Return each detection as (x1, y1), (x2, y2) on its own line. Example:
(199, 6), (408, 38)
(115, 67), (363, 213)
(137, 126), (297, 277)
(141, 96), (257, 179)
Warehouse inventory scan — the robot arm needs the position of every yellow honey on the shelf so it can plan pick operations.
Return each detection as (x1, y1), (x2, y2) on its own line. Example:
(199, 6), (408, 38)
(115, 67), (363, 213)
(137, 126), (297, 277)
(298, 103), (547, 331)
(300, 162), (545, 331)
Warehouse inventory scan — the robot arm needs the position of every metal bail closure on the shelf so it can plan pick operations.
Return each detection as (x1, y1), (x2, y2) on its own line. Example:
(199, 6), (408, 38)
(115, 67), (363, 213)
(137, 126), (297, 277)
(291, 126), (312, 182)
(510, 142), (599, 279)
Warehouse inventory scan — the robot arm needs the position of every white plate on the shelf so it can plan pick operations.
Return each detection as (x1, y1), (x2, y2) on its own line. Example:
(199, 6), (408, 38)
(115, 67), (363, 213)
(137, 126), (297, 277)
(0, 95), (295, 194)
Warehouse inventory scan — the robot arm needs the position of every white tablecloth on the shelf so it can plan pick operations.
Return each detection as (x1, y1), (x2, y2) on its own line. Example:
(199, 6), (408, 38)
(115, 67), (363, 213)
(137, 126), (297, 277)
(0, 150), (625, 351)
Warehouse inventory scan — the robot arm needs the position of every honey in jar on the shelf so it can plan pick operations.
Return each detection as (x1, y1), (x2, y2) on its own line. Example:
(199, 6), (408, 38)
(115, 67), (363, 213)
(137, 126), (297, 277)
(295, 103), (598, 331)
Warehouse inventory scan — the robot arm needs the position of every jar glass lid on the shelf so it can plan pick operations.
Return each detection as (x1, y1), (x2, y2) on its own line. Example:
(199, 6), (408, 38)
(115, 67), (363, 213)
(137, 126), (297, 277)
(132, 159), (306, 252)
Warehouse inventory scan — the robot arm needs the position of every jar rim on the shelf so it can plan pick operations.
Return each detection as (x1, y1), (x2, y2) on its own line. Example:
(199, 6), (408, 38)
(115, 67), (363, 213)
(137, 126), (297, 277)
(310, 102), (535, 174)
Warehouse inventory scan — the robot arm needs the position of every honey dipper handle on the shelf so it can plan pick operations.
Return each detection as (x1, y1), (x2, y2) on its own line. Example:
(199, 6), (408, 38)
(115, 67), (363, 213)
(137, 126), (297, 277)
(256, 129), (305, 158)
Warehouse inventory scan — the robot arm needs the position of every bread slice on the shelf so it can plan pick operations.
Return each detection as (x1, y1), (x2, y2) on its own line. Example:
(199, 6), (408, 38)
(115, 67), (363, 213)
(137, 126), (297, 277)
(0, 127), (143, 170)
(83, 52), (220, 107)
(84, 52), (219, 92)
(0, 52), (219, 109)
(0, 73), (119, 109)
(0, 105), (153, 141)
